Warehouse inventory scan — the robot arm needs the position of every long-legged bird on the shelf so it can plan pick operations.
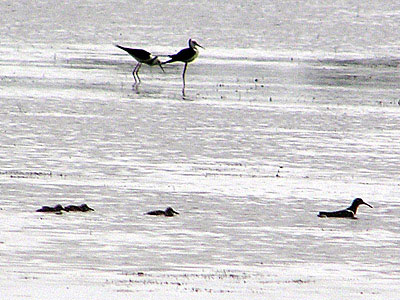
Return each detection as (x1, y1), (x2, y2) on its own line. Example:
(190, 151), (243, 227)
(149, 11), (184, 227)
(116, 45), (164, 85)
(162, 39), (204, 97)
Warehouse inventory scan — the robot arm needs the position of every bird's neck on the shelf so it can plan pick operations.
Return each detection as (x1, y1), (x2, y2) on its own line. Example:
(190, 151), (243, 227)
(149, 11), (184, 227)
(347, 203), (359, 214)
(149, 56), (159, 65)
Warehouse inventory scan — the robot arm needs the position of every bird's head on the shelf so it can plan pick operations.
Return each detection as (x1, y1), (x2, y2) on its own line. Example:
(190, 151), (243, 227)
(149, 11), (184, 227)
(152, 56), (165, 72)
(165, 207), (179, 216)
(353, 198), (373, 208)
(189, 39), (204, 50)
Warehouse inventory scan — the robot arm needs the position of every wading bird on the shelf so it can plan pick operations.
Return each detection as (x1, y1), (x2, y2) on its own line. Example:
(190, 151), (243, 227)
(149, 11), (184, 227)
(162, 39), (204, 97)
(318, 198), (373, 218)
(116, 45), (164, 85)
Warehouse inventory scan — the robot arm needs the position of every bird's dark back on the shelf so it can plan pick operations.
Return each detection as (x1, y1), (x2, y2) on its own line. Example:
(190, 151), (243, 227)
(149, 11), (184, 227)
(168, 48), (195, 62)
(116, 45), (151, 60)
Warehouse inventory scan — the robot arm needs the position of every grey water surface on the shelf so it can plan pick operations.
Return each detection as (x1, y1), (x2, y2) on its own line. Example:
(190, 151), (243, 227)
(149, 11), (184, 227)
(1, 1), (400, 299)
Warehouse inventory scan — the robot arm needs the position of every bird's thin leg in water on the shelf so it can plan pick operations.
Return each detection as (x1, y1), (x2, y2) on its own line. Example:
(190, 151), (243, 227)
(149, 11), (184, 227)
(136, 63), (142, 84)
(132, 63), (140, 84)
(182, 63), (188, 97)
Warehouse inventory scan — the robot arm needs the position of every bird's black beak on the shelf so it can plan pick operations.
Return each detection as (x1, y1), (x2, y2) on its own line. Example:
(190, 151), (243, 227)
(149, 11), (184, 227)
(193, 41), (204, 49)
(159, 62), (165, 73)
(362, 201), (373, 208)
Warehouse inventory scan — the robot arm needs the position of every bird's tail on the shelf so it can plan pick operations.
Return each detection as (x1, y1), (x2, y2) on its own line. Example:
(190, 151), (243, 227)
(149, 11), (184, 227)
(115, 44), (126, 51)
(161, 56), (176, 65)
(115, 45), (133, 55)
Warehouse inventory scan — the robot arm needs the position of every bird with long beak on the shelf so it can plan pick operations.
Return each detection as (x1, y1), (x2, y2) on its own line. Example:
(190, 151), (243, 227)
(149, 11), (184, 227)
(116, 45), (164, 85)
(318, 198), (373, 218)
(162, 39), (204, 97)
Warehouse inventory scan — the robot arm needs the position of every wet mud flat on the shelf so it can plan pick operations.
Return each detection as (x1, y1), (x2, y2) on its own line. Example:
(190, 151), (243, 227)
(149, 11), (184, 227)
(1, 0), (400, 297)
(1, 43), (400, 299)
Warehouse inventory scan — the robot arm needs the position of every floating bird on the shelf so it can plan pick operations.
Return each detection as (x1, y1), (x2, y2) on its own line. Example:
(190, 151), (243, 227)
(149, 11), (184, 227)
(162, 39), (204, 97)
(64, 204), (94, 212)
(116, 45), (164, 85)
(318, 198), (373, 218)
(36, 204), (64, 213)
(36, 203), (94, 213)
(146, 207), (179, 217)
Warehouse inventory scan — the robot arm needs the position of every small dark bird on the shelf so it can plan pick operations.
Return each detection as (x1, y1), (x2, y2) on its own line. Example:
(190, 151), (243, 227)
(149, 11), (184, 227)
(318, 198), (373, 218)
(162, 39), (204, 97)
(64, 204), (94, 212)
(36, 204), (64, 213)
(36, 203), (94, 213)
(146, 207), (179, 217)
(116, 45), (164, 85)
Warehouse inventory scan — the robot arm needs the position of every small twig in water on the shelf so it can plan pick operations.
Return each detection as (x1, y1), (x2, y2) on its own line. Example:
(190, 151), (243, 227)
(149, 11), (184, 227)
(276, 166), (283, 177)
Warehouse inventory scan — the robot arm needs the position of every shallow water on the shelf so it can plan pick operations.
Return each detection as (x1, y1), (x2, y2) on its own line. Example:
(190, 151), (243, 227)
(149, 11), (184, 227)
(1, 0), (400, 299)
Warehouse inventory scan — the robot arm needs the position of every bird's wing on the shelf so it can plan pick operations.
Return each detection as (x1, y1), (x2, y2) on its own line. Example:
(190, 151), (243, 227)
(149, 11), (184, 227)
(116, 45), (151, 60)
(168, 48), (193, 61)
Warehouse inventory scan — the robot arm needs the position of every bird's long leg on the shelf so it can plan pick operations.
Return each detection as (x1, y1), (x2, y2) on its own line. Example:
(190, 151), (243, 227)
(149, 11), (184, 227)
(132, 63), (140, 84)
(182, 63), (188, 97)
(136, 63), (142, 84)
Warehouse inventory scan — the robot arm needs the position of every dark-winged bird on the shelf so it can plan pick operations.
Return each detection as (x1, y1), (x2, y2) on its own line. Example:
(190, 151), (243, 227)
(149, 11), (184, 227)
(116, 45), (164, 85)
(162, 39), (204, 97)
(36, 204), (64, 213)
(146, 207), (179, 217)
(64, 204), (94, 212)
(318, 198), (373, 218)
